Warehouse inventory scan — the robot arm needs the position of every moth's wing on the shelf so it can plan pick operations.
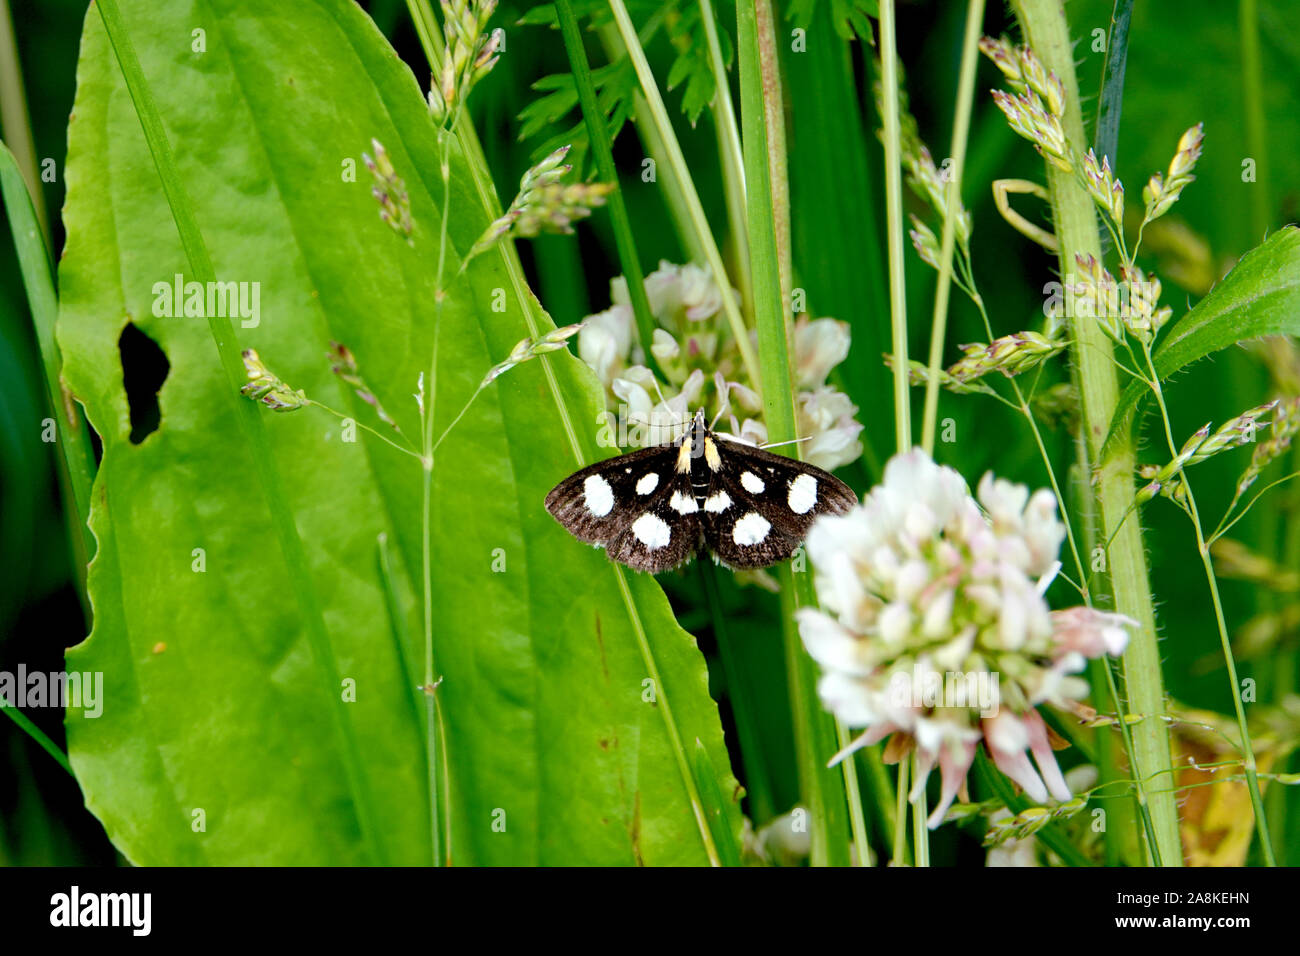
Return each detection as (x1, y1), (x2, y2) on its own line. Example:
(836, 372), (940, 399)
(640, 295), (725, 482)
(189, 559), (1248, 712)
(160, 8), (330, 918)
(700, 436), (858, 569)
(605, 474), (702, 573)
(544, 442), (679, 546)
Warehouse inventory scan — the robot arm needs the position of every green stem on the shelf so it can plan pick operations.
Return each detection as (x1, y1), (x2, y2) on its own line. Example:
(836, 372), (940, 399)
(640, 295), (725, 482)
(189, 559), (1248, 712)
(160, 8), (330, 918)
(419, 123), (457, 868)
(740, 0), (856, 868)
(1268, 444), (1300, 863)
(911, 752), (930, 867)
(306, 401), (421, 460)
(878, 0), (911, 453)
(1141, 349), (1275, 865)
(892, 759), (909, 865)
(95, 0), (387, 865)
(607, 0), (762, 392)
(919, 0), (984, 455)
(837, 725), (873, 866)
(876, 0), (922, 867)
(0, 699), (72, 775)
(858, 745), (896, 850)
(554, 0), (663, 381)
(0, 0), (48, 241)
(1239, 0), (1271, 244)
(1012, 0), (1182, 866)
(1000, 328), (1155, 861)
(0, 145), (96, 606)
(698, 0), (752, 321)
(699, 562), (774, 822)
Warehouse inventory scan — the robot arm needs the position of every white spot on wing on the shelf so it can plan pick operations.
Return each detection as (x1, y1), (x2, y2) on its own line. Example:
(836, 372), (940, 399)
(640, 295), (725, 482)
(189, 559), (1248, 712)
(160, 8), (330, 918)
(670, 490), (699, 514)
(732, 511), (770, 545)
(704, 490), (731, 513)
(740, 471), (765, 494)
(632, 512), (671, 549)
(788, 473), (818, 514)
(583, 474), (614, 516)
(636, 472), (659, 495)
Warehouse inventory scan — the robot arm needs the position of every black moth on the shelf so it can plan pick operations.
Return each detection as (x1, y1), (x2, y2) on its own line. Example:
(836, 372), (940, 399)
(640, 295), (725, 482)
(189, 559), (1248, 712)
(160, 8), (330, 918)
(545, 409), (859, 573)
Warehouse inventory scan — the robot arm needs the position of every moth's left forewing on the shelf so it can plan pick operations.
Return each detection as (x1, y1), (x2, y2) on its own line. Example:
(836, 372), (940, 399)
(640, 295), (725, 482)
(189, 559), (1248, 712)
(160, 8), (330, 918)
(712, 435), (858, 520)
(700, 435), (858, 569)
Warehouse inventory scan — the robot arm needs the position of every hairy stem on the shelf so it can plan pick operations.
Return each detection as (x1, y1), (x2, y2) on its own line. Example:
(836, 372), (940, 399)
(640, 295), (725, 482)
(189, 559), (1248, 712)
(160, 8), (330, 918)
(1011, 0), (1182, 865)
(878, 0), (912, 454)
(1141, 348), (1274, 865)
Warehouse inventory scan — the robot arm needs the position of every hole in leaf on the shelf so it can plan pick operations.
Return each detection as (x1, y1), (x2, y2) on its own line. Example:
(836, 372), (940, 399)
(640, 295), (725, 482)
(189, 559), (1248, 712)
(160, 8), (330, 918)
(118, 322), (169, 444)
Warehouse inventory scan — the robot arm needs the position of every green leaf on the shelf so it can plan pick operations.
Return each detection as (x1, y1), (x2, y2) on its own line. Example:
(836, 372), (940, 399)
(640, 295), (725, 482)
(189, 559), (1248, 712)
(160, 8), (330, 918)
(1103, 226), (1300, 461)
(59, 0), (739, 865)
(517, 60), (637, 167)
(786, 0), (879, 43)
(662, 2), (731, 126)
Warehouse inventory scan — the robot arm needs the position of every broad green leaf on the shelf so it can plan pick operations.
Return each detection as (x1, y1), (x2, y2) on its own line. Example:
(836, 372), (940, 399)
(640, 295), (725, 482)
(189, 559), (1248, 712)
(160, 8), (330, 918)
(1102, 226), (1300, 462)
(58, 0), (740, 865)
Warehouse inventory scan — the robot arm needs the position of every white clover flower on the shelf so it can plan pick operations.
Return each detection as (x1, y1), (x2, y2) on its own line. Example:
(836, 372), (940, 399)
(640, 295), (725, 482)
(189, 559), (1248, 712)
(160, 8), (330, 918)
(796, 448), (1134, 828)
(794, 317), (851, 388)
(612, 260), (727, 324)
(798, 387), (864, 471)
(577, 304), (635, 388)
(612, 366), (704, 447)
(650, 328), (680, 363)
(575, 262), (865, 490)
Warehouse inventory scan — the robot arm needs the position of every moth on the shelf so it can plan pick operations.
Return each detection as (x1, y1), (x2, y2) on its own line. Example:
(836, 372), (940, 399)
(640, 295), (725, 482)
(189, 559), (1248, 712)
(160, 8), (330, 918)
(545, 409), (858, 573)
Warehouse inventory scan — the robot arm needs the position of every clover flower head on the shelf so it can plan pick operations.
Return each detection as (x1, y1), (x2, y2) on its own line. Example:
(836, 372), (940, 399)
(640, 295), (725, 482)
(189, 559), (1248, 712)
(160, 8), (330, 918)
(796, 449), (1133, 828)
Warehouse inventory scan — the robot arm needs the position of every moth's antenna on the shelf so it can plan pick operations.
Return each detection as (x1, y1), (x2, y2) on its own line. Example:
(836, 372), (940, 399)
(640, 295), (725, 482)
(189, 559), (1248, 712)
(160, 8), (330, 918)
(647, 377), (693, 440)
(760, 435), (813, 451)
(710, 375), (732, 432)
(649, 375), (669, 409)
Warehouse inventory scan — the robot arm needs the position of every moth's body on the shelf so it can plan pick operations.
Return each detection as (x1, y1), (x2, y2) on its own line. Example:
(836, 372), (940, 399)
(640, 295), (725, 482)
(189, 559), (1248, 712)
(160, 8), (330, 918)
(545, 410), (858, 573)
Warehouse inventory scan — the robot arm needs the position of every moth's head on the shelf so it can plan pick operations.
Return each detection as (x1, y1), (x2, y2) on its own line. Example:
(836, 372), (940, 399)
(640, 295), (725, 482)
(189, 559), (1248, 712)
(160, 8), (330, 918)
(688, 408), (707, 458)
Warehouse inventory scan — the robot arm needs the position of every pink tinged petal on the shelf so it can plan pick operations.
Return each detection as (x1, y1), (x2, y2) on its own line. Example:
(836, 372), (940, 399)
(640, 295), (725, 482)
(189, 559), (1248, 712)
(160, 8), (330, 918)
(928, 739), (978, 829)
(910, 745), (938, 805)
(983, 712), (1049, 804)
(827, 723), (897, 767)
(1050, 607), (1136, 657)
(1024, 710), (1073, 802)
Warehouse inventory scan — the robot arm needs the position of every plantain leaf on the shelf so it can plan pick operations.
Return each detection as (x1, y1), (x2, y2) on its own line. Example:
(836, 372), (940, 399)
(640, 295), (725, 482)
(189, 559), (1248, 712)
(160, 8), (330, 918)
(58, 0), (739, 865)
(1102, 226), (1300, 461)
